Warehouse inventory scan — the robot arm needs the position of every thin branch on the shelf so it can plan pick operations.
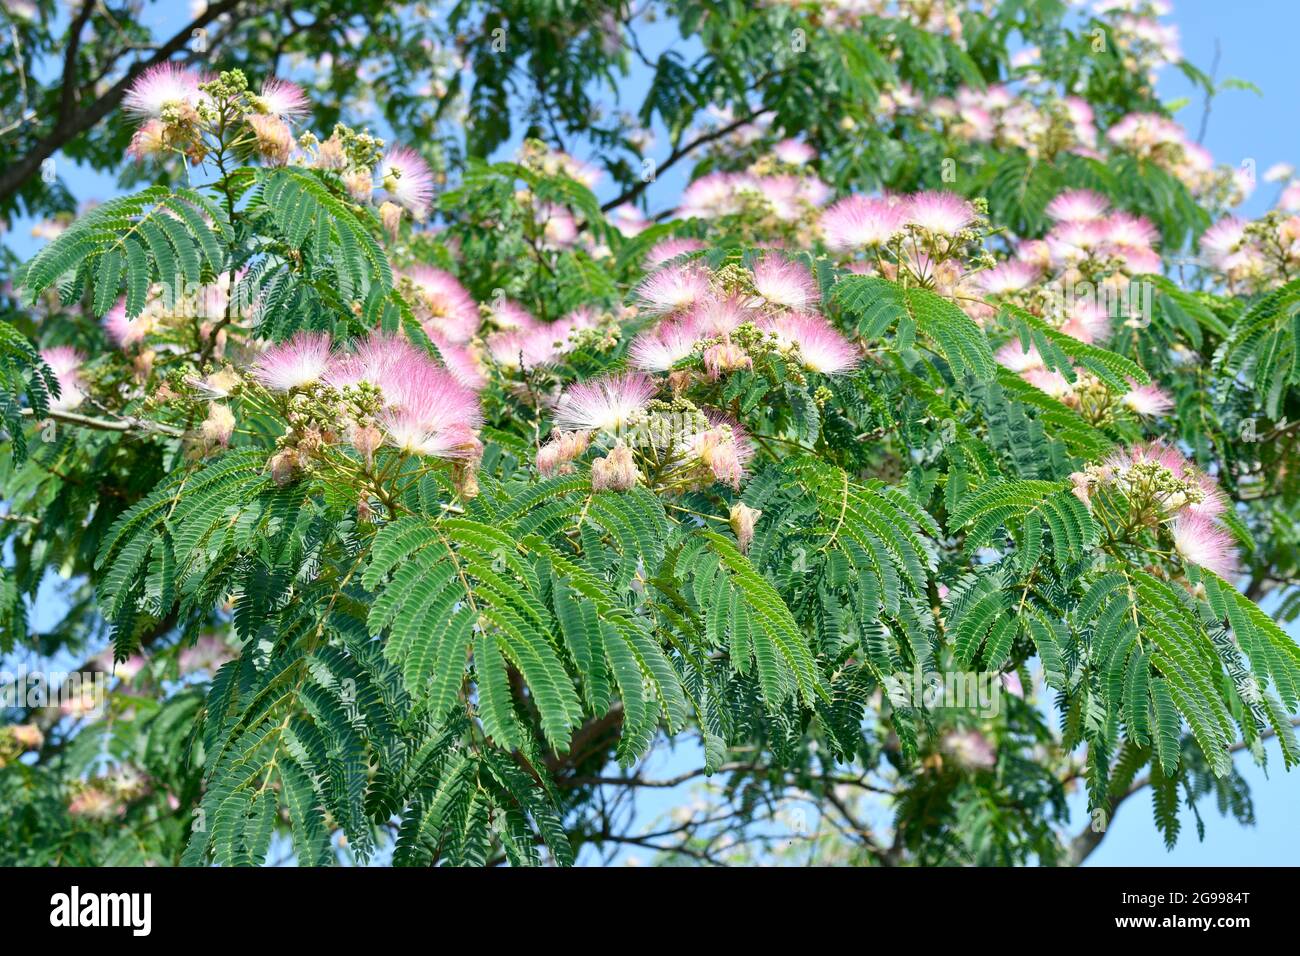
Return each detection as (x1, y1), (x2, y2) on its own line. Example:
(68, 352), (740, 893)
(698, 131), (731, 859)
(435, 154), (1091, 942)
(21, 406), (189, 438)
(1065, 716), (1300, 866)
(598, 108), (775, 214)
(0, 0), (248, 204)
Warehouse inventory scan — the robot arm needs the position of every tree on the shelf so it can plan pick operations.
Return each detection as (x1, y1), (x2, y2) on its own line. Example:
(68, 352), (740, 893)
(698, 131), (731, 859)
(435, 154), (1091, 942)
(1, 0), (1298, 867)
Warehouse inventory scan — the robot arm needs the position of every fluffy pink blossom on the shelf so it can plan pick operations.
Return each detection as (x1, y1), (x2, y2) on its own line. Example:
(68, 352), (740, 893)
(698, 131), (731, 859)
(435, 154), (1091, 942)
(761, 312), (858, 375)
(1060, 300), (1111, 344)
(994, 342), (1043, 373)
(751, 255), (819, 312)
(1200, 217), (1247, 267)
(553, 371), (657, 433)
(1021, 367), (1073, 398)
(1122, 381), (1174, 417)
(379, 145), (434, 220)
(690, 295), (753, 337)
(1104, 212), (1159, 249)
(635, 262), (711, 315)
(486, 327), (561, 371)
(904, 191), (977, 236)
(103, 300), (152, 348)
(378, 351), (483, 459)
(629, 318), (700, 372)
(1045, 189), (1110, 223)
(1171, 512), (1239, 578)
(254, 78), (310, 119)
(252, 331), (333, 391)
(644, 237), (706, 270)
(941, 729), (997, 770)
(123, 63), (203, 117)
(820, 195), (908, 251)
(405, 267), (479, 343)
(40, 345), (87, 411)
(979, 260), (1039, 295)
(772, 139), (815, 165)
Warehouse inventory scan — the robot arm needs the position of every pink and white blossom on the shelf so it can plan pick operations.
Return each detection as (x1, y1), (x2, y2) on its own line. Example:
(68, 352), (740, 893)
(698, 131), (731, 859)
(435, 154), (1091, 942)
(252, 331), (334, 391)
(750, 255), (819, 312)
(553, 371), (657, 433)
(379, 145), (434, 220)
(1171, 512), (1239, 578)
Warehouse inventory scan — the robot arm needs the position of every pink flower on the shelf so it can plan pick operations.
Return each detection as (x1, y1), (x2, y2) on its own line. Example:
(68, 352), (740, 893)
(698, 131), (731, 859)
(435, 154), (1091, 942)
(1021, 367), (1073, 398)
(405, 267), (479, 343)
(979, 260), (1039, 295)
(1060, 300), (1111, 344)
(539, 204), (578, 248)
(553, 371), (657, 434)
(485, 298), (537, 331)
(904, 191), (977, 236)
(635, 262), (711, 315)
(702, 341), (752, 379)
(1045, 189), (1110, 223)
(691, 415), (754, 489)
(772, 138), (815, 165)
(629, 317), (700, 372)
(430, 335), (487, 390)
(995, 342), (1043, 373)
(690, 295), (753, 336)
(1121, 381), (1173, 417)
(40, 345), (87, 411)
(379, 145), (434, 220)
(1186, 473), (1228, 519)
(254, 78), (310, 119)
(201, 403), (236, 447)
(122, 63), (203, 117)
(644, 237), (706, 271)
(1171, 513), (1239, 578)
(751, 255), (819, 311)
(591, 444), (639, 492)
(103, 300), (153, 348)
(941, 729), (996, 770)
(1200, 217), (1247, 267)
(126, 119), (167, 161)
(761, 312), (858, 374)
(252, 331), (334, 391)
(486, 327), (560, 371)
(820, 195), (908, 251)
(378, 352), (483, 459)
(1103, 213), (1158, 249)
(536, 430), (591, 475)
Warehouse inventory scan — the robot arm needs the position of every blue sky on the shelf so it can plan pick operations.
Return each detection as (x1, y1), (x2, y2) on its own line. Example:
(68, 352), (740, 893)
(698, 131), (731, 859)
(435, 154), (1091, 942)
(4, 1), (1299, 866)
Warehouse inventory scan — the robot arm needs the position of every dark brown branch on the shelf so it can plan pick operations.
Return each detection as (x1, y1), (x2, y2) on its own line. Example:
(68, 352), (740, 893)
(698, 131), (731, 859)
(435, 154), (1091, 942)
(0, 0), (247, 204)
(598, 108), (775, 214)
(21, 406), (189, 438)
(1065, 716), (1300, 866)
(58, 1), (96, 122)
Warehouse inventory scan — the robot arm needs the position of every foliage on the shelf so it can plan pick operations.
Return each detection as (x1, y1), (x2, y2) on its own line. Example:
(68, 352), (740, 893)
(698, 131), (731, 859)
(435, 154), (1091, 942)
(1, 0), (1299, 868)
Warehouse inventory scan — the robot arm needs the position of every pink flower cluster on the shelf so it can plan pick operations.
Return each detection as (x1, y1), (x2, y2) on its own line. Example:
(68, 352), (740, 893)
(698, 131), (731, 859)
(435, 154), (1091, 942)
(678, 167), (830, 222)
(820, 191), (977, 251)
(930, 85), (1097, 162)
(40, 345), (88, 412)
(484, 300), (603, 373)
(1200, 214), (1300, 293)
(1072, 441), (1238, 578)
(630, 255), (858, 377)
(252, 330), (482, 461)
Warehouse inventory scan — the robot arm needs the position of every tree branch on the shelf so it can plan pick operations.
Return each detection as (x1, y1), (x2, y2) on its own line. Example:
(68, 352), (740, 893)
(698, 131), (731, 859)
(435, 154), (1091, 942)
(598, 108), (774, 214)
(21, 406), (189, 438)
(0, 0), (248, 205)
(1065, 716), (1300, 866)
